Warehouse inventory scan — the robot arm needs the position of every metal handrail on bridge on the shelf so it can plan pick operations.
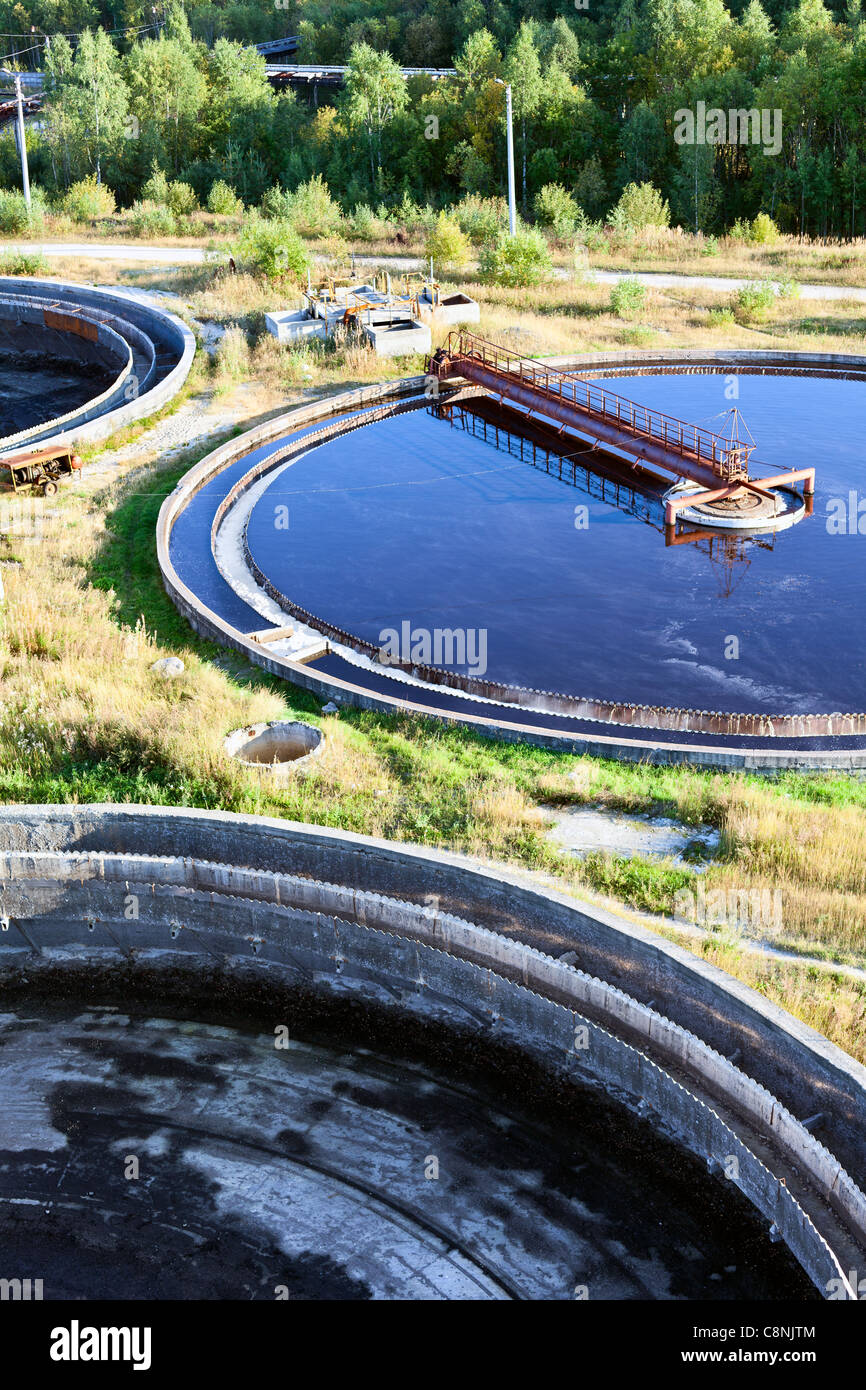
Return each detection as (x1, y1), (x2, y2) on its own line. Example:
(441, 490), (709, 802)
(434, 332), (752, 482)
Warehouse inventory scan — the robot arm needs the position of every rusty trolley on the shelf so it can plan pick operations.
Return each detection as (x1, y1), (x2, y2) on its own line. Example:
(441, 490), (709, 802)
(1, 445), (83, 496)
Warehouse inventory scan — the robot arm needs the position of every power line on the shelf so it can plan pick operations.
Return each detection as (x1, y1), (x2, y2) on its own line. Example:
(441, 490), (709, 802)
(0, 44), (45, 65)
(0, 20), (163, 45)
(0, 21), (164, 69)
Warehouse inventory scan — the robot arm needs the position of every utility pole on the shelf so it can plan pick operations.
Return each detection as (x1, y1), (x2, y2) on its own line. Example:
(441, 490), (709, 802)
(505, 83), (517, 235)
(494, 79), (517, 235)
(14, 74), (31, 209)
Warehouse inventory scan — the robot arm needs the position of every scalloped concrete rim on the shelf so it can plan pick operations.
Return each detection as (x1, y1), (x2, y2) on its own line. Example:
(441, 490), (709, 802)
(2, 801), (866, 1170)
(155, 352), (866, 770)
(2, 802), (866, 1297)
(0, 275), (195, 450)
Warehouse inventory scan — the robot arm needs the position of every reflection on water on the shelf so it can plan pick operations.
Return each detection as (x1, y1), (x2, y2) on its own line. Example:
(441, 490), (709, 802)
(438, 396), (783, 600)
(244, 373), (866, 715)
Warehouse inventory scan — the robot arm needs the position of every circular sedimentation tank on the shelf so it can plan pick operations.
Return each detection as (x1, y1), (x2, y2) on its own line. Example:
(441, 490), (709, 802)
(159, 352), (866, 770)
(0, 276), (194, 454)
(4, 805), (865, 1301)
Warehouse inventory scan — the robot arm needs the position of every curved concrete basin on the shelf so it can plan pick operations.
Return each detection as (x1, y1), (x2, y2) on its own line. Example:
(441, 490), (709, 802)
(0, 804), (863, 1299)
(158, 356), (866, 771)
(0, 276), (194, 453)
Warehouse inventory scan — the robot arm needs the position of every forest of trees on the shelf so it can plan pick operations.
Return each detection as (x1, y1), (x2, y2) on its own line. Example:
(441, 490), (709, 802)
(0, 0), (864, 238)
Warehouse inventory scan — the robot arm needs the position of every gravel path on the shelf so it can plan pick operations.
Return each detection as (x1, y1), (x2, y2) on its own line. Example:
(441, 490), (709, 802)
(83, 390), (238, 481)
(0, 240), (209, 264)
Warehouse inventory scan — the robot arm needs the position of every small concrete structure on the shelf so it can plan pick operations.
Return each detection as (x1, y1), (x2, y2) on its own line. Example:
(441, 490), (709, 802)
(363, 317), (431, 357)
(224, 719), (323, 777)
(316, 282), (378, 313)
(420, 288), (481, 324)
(265, 309), (327, 345)
(266, 295), (431, 356)
(266, 275), (476, 356)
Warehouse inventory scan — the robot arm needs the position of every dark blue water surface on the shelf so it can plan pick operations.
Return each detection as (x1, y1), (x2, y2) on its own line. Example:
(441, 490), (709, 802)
(169, 417), (364, 635)
(240, 374), (866, 716)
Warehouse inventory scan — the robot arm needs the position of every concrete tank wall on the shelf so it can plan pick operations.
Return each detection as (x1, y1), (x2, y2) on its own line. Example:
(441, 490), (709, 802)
(0, 277), (194, 450)
(0, 808), (864, 1296)
(4, 802), (865, 1181)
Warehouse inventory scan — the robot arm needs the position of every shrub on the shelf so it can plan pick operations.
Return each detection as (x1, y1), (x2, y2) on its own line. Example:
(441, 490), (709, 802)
(609, 278), (646, 318)
(729, 217), (752, 242)
(619, 325), (656, 346)
(776, 276), (799, 300)
(0, 249), (48, 275)
(424, 213), (472, 275)
(707, 307), (736, 327)
(128, 200), (177, 237)
(346, 203), (380, 240)
(173, 215), (200, 238)
(750, 212), (780, 245)
(0, 189), (38, 233)
(451, 194), (510, 246)
(28, 185), (49, 218)
(286, 174), (343, 238)
(235, 216), (309, 281)
(479, 228), (553, 287)
(62, 176), (116, 223)
(214, 325), (250, 383)
(321, 231), (349, 263)
(701, 235), (721, 257)
(575, 215), (608, 253)
(167, 180), (197, 216)
(372, 201), (399, 239)
(260, 185), (294, 220)
(609, 182), (670, 232)
(408, 201), (437, 236)
(736, 279), (778, 319)
(142, 167), (170, 206)
(392, 189), (428, 233)
(207, 180), (243, 216)
(534, 182), (579, 238)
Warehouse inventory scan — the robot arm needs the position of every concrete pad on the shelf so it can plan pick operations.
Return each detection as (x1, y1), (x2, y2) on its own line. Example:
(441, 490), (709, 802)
(543, 802), (719, 866)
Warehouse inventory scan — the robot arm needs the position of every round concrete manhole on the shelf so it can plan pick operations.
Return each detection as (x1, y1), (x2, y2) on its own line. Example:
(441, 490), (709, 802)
(224, 720), (323, 777)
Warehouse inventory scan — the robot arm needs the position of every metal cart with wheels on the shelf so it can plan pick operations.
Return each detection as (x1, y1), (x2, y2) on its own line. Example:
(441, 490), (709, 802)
(1, 445), (83, 495)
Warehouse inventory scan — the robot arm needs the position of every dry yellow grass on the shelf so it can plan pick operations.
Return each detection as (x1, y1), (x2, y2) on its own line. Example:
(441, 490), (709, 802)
(708, 785), (866, 958)
(658, 926), (866, 1066)
(535, 760), (866, 964)
(0, 511), (286, 801)
(578, 226), (866, 288)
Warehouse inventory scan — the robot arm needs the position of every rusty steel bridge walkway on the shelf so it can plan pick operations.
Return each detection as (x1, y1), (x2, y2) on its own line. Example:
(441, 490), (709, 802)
(427, 333), (815, 523)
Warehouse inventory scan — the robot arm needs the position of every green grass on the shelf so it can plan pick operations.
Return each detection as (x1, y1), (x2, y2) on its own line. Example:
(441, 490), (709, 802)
(89, 454), (231, 648)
